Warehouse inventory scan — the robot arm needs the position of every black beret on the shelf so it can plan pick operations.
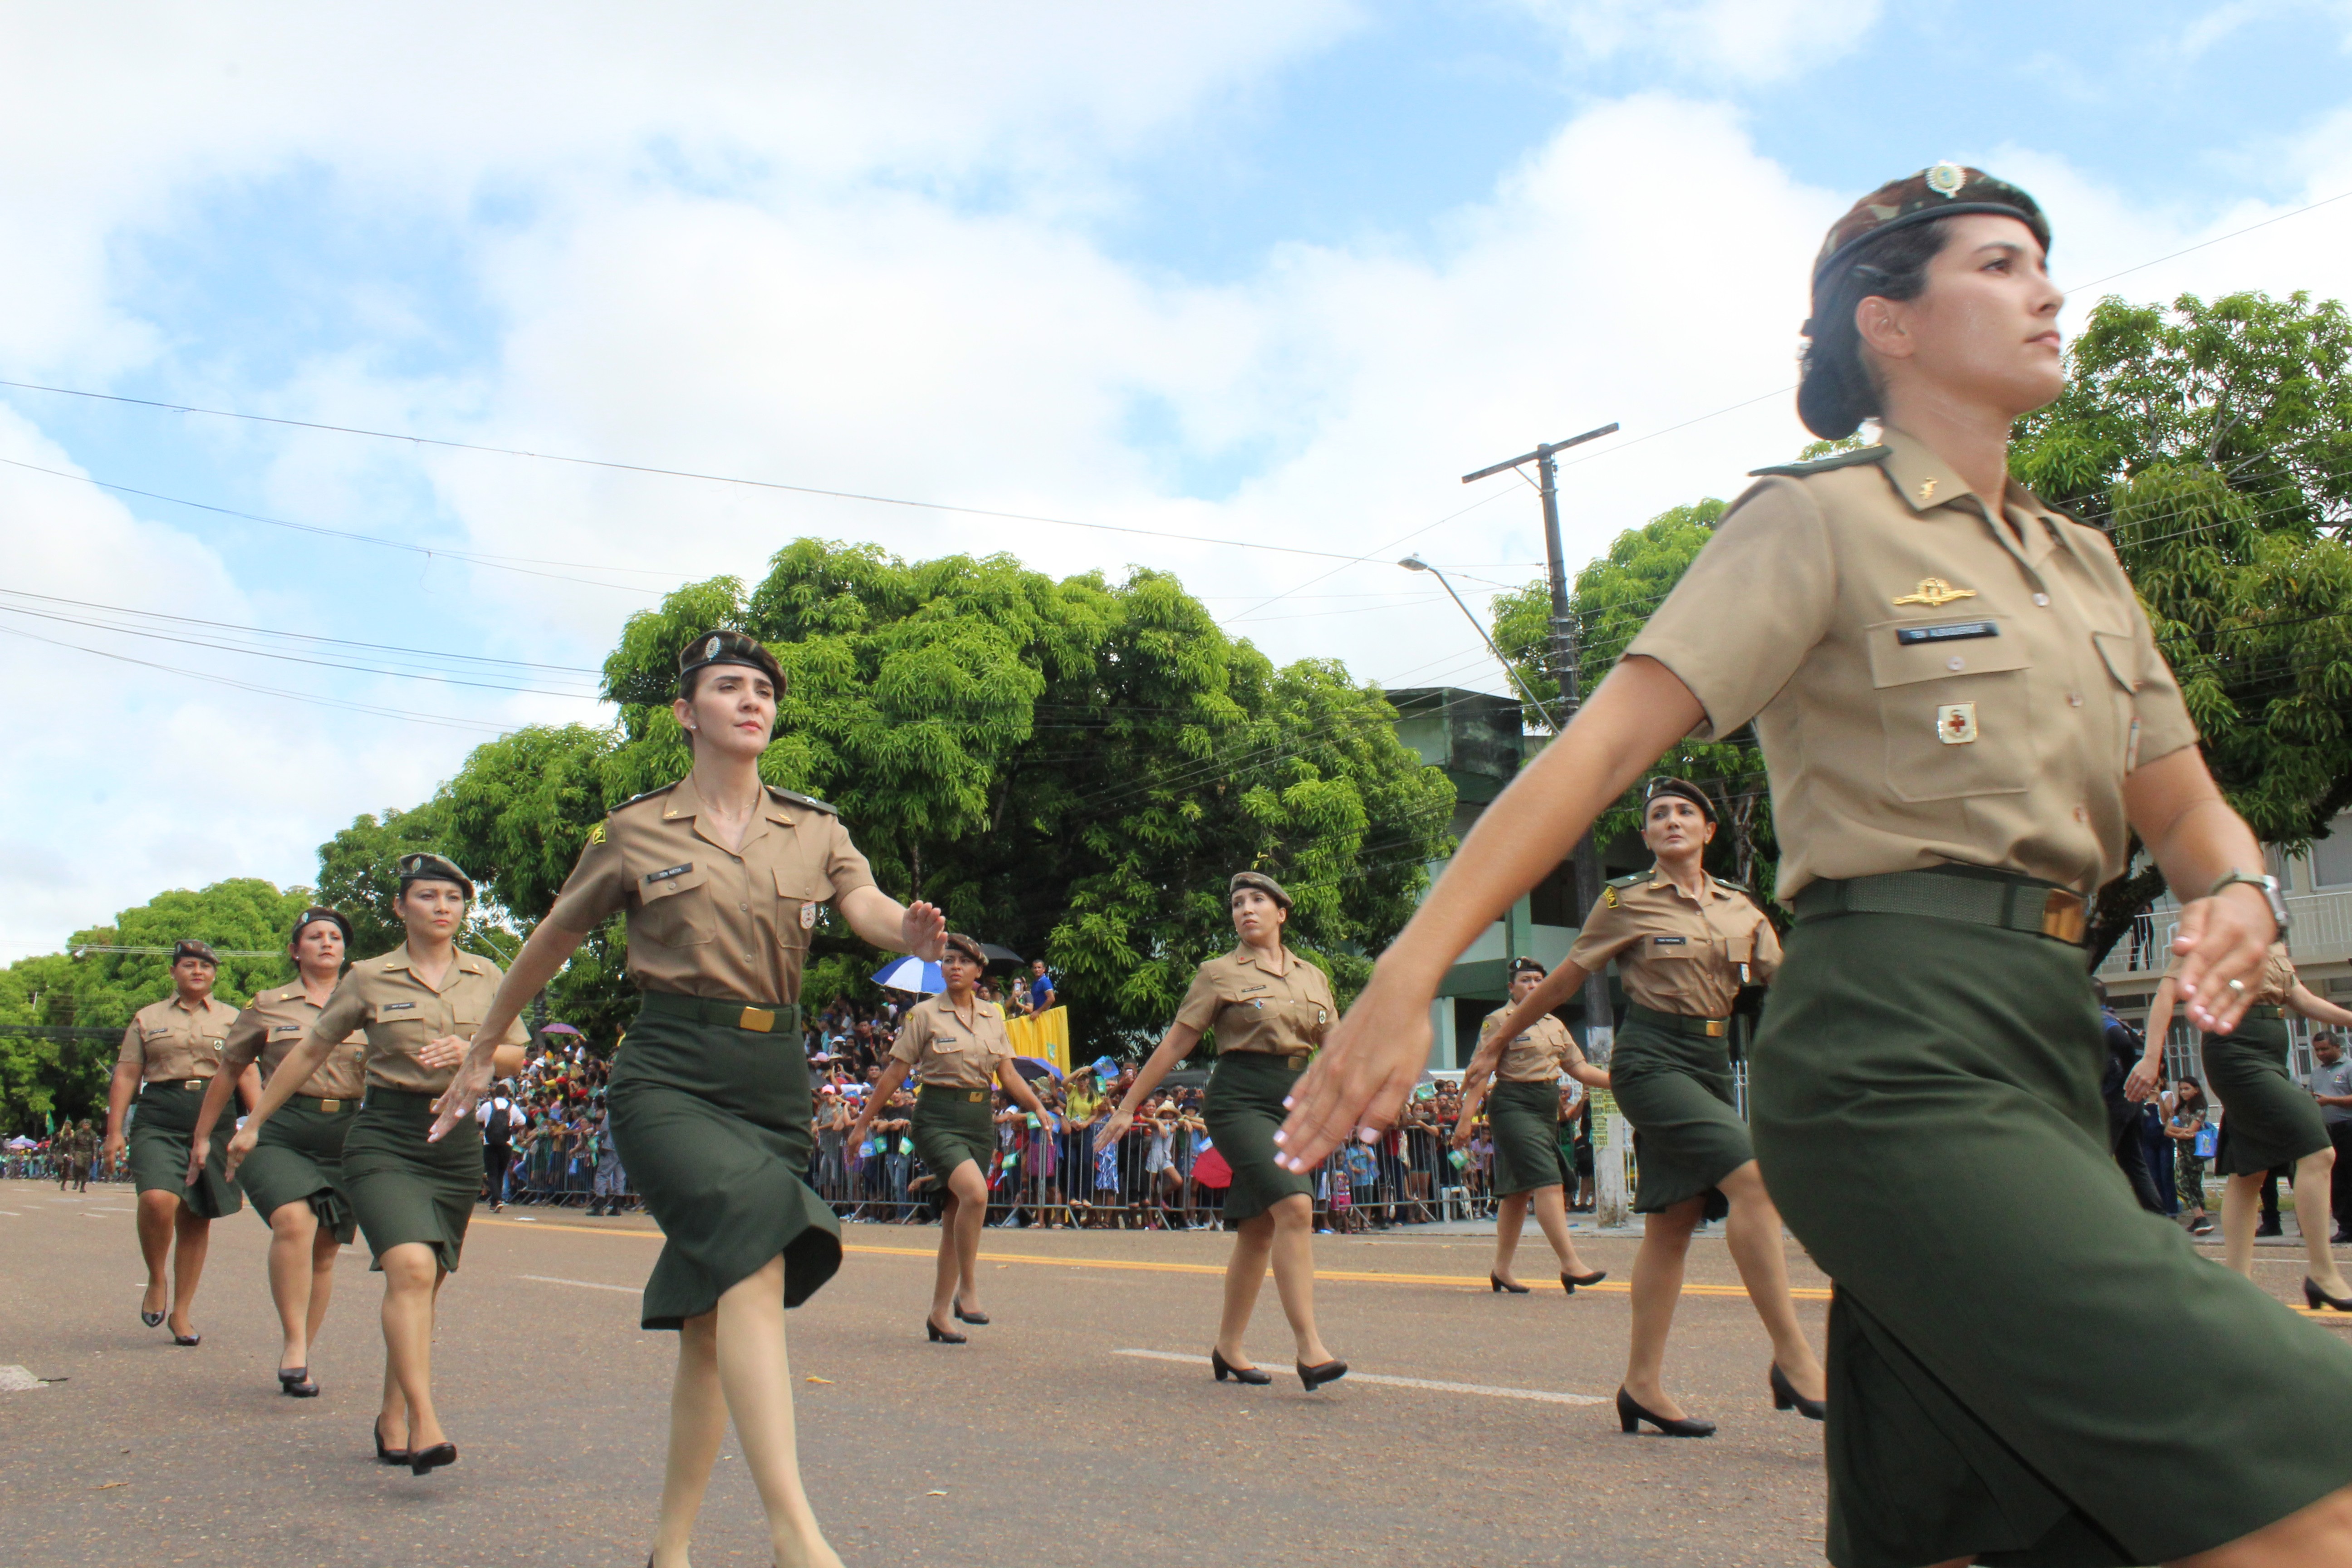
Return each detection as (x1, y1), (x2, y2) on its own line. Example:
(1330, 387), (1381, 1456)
(172, 939), (219, 966)
(1811, 162), (2049, 299)
(941, 932), (988, 968)
(1508, 956), (1547, 978)
(289, 906), (354, 947)
(395, 852), (475, 899)
(677, 629), (787, 696)
(1228, 870), (1292, 910)
(1642, 777), (1715, 824)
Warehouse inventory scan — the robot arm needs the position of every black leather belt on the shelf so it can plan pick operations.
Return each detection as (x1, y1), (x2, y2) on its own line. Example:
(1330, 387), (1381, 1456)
(918, 1086), (989, 1102)
(289, 1095), (356, 1113)
(641, 991), (801, 1033)
(2241, 1004), (2284, 1022)
(1793, 867), (2087, 946)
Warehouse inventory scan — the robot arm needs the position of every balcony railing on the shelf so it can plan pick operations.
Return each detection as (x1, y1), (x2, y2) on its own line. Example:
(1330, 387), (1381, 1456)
(2096, 887), (2352, 980)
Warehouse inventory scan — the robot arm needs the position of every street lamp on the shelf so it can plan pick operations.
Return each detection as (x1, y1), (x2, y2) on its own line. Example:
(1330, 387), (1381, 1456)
(1397, 556), (1558, 731)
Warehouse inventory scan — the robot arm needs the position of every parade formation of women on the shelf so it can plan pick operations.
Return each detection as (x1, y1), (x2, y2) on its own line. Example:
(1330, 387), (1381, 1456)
(87, 165), (2352, 1566)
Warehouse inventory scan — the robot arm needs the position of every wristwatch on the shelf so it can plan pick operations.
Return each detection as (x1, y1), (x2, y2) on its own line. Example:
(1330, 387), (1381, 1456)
(2208, 871), (2290, 937)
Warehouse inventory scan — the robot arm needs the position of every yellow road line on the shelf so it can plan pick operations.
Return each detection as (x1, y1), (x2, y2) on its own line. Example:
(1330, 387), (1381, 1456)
(468, 1218), (1819, 1299)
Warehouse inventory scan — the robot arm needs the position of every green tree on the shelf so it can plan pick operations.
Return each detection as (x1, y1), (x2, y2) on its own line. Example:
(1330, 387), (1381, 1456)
(2014, 289), (2352, 958)
(315, 801), (518, 964)
(434, 541), (1455, 1054)
(0, 878), (314, 1133)
(1489, 499), (1779, 898)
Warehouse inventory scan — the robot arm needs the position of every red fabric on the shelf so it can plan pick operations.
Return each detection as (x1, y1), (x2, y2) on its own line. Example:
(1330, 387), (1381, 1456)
(1191, 1147), (1232, 1190)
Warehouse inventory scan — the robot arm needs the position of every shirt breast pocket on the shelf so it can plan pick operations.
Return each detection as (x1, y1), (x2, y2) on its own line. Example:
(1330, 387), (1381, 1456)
(1867, 618), (2032, 802)
(773, 867), (829, 951)
(370, 1003), (431, 1054)
(634, 862), (715, 947)
(2090, 629), (2141, 772)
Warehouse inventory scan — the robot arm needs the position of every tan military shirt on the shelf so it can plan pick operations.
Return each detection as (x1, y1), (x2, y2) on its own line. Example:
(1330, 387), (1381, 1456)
(224, 985), (369, 1101)
(311, 947), (531, 1095)
(546, 776), (879, 1005)
(1627, 429), (2200, 902)
(2165, 942), (2296, 1009)
(890, 994), (1014, 1091)
(117, 995), (242, 1085)
(1477, 1008), (1580, 1083)
(1567, 872), (1781, 1018)
(1173, 946), (1335, 1057)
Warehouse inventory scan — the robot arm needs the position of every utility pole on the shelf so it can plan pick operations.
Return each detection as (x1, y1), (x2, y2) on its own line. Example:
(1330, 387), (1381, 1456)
(1462, 422), (1619, 1060)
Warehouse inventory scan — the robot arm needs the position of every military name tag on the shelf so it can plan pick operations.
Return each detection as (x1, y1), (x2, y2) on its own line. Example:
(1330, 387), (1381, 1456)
(380, 1001), (416, 1013)
(1896, 620), (1998, 645)
(1938, 703), (1979, 744)
(643, 863), (694, 884)
(1652, 936), (1687, 946)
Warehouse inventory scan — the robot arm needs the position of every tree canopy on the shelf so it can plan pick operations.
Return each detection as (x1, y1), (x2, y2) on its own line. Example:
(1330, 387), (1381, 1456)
(435, 541), (1455, 1052)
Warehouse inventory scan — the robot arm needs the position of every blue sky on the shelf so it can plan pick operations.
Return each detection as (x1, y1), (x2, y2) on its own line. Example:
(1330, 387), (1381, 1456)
(3, 0), (2350, 956)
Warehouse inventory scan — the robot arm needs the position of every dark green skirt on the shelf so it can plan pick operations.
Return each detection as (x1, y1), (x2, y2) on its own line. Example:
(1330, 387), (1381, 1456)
(1487, 1078), (1568, 1196)
(608, 994), (841, 1328)
(1753, 902), (2352, 1568)
(913, 1087), (995, 1177)
(1204, 1051), (1313, 1223)
(2206, 1016), (2327, 1176)
(239, 1100), (358, 1244)
(343, 1090), (480, 1273)
(1612, 1007), (1749, 1218)
(127, 1082), (241, 1219)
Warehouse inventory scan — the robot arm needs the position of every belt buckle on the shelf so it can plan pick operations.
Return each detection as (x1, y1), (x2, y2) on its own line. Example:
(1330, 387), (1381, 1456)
(968, 1090), (985, 1102)
(738, 1006), (775, 1033)
(318, 1098), (342, 1114)
(182, 1079), (202, 1091)
(2040, 890), (2087, 944)
(1703, 1020), (1725, 1038)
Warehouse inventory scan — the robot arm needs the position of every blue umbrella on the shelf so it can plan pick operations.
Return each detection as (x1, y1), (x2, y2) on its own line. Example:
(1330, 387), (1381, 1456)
(872, 956), (944, 995)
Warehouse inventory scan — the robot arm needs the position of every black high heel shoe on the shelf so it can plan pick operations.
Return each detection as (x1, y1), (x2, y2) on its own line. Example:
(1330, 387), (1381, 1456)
(1490, 1274), (1530, 1294)
(140, 1307), (165, 1329)
(373, 1417), (410, 1466)
(278, 1366), (319, 1398)
(2305, 1278), (2352, 1312)
(1615, 1387), (1715, 1437)
(1296, 1358), (1348, 1392)
(1563, 1269), (1607, 1291)
(409, 1441), (457, 1476)
(1769, 1363), (1825, 1421)
(926, 1318), (967, 1344)
(1210, 1348), (1271, 1385)
(953, 1303), (990, 1325)
(172, 1331), (201, 1347)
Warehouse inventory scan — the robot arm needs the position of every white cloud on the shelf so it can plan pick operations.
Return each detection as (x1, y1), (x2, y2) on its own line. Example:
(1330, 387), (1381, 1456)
(1511, 0), (1884, 82)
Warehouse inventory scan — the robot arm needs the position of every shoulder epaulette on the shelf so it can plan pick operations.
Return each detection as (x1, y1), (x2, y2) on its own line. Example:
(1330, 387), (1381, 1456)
(1747, 444), (1890, 479)
(767, 786), (839, 816)
(1712, 876), (1749, 894)
(616, 781), (680, 811)
(1605, 872), (1646, 889)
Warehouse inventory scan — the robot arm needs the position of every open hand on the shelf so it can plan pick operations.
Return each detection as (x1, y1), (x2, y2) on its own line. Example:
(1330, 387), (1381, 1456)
(1449, 1120), (1473, 1151)
(901, 900), (947, 962)
(1093, 1108), (1133, 1156)
(183, 1137), (209, 1191)
(1275, 969), (1433, 1171)
(223, 1123), (260, 1181)
(2170, 887), (2278, 1034)
(427, 1044), (493, 1143)
(2122, 1059), (2161, 1103)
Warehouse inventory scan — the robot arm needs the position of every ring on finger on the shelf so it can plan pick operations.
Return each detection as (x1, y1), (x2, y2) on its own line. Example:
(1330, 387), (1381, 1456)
(2229, 979), (2246, 993)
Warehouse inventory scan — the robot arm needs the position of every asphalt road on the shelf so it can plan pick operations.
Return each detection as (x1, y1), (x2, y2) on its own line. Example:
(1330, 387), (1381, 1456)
(3, 1179), (2337, 1567)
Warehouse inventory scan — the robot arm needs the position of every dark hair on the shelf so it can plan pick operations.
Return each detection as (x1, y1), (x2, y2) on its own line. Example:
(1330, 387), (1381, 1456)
(1797, 217), (1955, 440)
(2173, 1075), (2205, 1112)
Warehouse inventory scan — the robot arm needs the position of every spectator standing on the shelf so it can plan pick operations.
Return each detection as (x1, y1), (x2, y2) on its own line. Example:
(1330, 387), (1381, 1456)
(1028, 959), (1056, 1015)
(2309, 1032), (2352, 1245)
(2169, 1077), (2214, 1235)
(2095, 984), (2166, 1215)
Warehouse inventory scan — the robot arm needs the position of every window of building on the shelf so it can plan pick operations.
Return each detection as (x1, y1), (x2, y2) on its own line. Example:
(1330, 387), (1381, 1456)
(2311, 815), (2352, 888)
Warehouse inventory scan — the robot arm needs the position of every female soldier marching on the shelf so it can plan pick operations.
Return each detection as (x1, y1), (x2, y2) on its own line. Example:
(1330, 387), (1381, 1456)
(1101, 872), (1346, 1391)
(1452, 956), (1609, 1295)
(431, 628), (944, 1568)
(2137, 946), (2352, 1302)
(848, 932), (1058, 1342)
(1282, 167), (2352, 1563)
(102, 939), (253, 1345)
(189, 906), (370, 1396)
(229, 856), (529, 1475)
(1475, 780), (1823, 1434)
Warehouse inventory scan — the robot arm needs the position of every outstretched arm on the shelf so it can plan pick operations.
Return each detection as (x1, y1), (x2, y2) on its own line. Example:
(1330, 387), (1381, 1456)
(1099, 1024), (1202, 1152)
(847, 1059), (913, 1148)
(839, 886), (947, 962)
(2124, 745), (2278, 1035)
(2124, 976), (2178, 1103)
(2288, 982), (2352, 1031)
(1277, 656), (1704, 1170)
(997, 1060), (1057, 1130)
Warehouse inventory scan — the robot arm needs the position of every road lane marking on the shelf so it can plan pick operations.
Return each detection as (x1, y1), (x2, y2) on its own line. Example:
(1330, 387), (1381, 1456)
(518, 1274), (638, 1294)
(1114, 1348), (1607, 1405)
(470, 1216), (1820, 1299)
